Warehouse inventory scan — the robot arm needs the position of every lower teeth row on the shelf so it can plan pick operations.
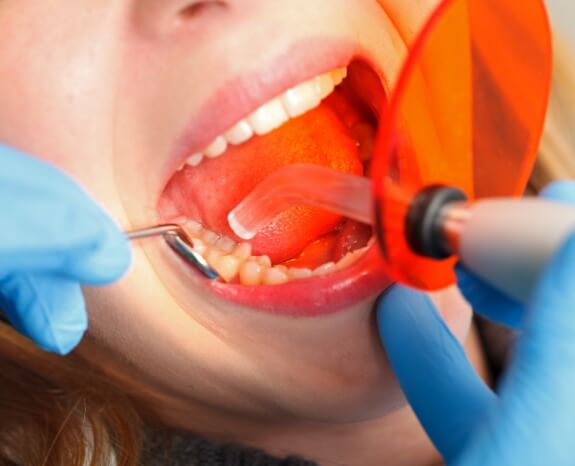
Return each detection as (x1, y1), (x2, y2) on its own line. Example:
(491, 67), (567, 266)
(177, 220), (370, 285)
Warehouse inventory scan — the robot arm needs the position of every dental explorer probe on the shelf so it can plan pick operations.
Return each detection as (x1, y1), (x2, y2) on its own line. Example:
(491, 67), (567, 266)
(125, 224), (221, 280)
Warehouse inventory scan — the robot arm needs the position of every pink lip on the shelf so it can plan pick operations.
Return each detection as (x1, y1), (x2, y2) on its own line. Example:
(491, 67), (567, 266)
(162, 37), (365, 186)
(161, 36), (390, 316)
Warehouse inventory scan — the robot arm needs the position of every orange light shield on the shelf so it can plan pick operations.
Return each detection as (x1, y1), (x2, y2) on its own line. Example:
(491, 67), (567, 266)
(371, 0), (552, 290)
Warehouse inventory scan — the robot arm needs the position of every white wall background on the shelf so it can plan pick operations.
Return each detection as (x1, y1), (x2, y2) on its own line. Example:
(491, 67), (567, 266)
(546, 0), (575, 45)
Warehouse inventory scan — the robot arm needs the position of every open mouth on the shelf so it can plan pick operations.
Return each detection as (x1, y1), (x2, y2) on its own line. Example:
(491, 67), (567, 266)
(158, 57), (392, 315)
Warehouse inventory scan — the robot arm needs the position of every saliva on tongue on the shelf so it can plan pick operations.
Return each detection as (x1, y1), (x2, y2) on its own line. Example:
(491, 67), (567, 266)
(163, 100), (371, 268)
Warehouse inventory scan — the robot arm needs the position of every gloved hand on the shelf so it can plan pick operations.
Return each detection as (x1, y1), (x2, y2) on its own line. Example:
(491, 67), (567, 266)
(0, 144), (131, 355)
(377, 180), (575, 465)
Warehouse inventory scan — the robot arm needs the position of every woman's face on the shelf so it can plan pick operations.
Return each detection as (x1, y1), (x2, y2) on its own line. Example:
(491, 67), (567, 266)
(0, 0), (471, 428)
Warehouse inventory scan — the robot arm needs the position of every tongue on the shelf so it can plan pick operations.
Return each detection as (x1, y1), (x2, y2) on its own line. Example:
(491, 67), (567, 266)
(162, 101), (363, 263)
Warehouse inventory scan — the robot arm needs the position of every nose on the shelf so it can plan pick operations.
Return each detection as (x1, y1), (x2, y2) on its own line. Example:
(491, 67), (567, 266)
(133, 0), (228, 36)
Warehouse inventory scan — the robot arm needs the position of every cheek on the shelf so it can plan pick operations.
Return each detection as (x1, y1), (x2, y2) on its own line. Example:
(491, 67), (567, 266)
(0, 3), (124, 211)
(429, 286), (473, 343)
(205, 298), (405, 423)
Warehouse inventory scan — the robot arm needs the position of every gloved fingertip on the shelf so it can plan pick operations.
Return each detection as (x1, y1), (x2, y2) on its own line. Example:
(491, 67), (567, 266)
(37, 321), (87, 355)
(377, 284), (435, 318)
(32, 303), (88, 355)
(540, 180), (575, 203)
(376, 285), (443, 344)
(0, 273), (89, 355)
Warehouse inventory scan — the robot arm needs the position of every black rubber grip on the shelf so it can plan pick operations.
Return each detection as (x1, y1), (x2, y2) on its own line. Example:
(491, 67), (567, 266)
(405, 185), (468, 259)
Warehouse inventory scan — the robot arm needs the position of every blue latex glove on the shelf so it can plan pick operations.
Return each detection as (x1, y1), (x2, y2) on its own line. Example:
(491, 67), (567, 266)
(377, 181), (575, 465)
(0, 144), (131, 354)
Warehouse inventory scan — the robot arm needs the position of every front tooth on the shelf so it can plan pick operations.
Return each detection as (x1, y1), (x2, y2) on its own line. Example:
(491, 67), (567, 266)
(225, 120), (254, 145)
(203, 136), (227, 158)
(248, 98), (289, 135)
(186, 153), (204, 167)
(262, 267), (289, 285)
(214, 255), (241, 282)
(281, 81), (321, 118)
(315, 73), (335, 100)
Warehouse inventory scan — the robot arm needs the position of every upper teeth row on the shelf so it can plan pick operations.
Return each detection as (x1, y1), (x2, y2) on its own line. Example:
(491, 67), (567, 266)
(182, 67), (348, 169)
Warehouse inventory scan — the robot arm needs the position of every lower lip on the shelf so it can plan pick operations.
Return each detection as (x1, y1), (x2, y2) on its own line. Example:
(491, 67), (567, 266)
(198, 244), (393, 316)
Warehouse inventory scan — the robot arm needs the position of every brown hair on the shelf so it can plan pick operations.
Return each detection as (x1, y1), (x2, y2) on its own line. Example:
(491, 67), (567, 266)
(0, 322), (143, 466)
(529, 37), (575, 192)
(0, 36), (573, 466)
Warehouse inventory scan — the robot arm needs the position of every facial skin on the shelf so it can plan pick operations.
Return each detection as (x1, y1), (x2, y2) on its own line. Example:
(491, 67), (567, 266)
(0, 1), (484, 464)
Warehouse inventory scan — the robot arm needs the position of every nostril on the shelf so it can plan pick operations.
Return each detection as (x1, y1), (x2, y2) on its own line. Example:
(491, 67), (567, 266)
(133, 0), (228, 36)
(179, 1), (227, 21)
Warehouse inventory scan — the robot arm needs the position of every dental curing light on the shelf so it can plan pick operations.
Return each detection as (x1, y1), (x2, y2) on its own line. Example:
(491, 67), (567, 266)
(228, 0), (552, 300)
(402, 186), (575, 303)
(228, 165), (575, 304)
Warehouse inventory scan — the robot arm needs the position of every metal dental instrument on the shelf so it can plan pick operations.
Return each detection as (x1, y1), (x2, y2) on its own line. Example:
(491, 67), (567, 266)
(125, 224), (221, 280)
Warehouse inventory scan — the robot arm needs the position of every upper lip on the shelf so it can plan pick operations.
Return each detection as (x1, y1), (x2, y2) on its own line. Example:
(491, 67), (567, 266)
(162, 36), (366, 188)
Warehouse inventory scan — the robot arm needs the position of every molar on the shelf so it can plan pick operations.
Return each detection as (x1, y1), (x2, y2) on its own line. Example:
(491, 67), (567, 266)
(213, 255), (241, 282)
(239, 260), (263, 286)
(262, 267), (289, 285)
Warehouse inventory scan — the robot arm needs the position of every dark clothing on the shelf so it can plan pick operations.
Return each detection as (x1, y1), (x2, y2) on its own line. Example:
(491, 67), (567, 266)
(142, 429), (317, 466)
(475, 316), (516, 382)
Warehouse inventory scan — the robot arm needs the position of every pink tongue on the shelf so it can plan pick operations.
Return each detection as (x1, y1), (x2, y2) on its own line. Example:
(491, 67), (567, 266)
(162, 101), (363, 263)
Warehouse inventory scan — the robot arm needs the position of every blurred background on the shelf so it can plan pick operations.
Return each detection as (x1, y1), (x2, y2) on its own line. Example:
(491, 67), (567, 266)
(546, 0), (575, 46)
(525, 0), (575, 191)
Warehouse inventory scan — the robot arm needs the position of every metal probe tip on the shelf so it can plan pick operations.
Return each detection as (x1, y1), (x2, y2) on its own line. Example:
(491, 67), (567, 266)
(125, 224), (221, 281)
